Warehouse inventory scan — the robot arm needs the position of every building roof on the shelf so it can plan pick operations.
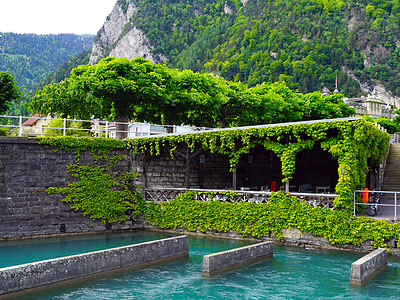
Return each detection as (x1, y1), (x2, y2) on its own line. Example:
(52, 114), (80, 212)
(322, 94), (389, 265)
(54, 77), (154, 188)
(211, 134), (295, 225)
(22, 114), (43, 126)
(133, 117), (362, 139)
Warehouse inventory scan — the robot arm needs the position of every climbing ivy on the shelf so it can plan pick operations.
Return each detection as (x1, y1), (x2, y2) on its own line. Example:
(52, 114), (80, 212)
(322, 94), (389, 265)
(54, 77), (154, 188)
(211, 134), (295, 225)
(35, 130), (397, 250)
(46, 163), (145, 224)
(144, 191), (400, 250)
(37, 136), (146, 224)
(36, 136), (126, 157)
(128, 119), (390, 208)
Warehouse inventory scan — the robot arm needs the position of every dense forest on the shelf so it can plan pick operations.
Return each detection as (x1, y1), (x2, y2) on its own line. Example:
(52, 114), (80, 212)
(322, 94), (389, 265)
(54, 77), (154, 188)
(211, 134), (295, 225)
(104, 0), (400, 98)
(0, 33), (93, 116)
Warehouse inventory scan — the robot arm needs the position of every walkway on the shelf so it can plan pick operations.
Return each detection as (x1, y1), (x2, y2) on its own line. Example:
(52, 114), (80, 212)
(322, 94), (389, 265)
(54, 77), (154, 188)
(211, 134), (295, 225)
(379, 143), (400, 220)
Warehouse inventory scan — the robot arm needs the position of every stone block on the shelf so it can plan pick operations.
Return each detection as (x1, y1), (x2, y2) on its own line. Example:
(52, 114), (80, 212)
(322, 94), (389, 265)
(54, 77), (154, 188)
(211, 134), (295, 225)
(0, 236), (189, 296)
(350, 248), (387, 285)
(202, 241), (273, 276)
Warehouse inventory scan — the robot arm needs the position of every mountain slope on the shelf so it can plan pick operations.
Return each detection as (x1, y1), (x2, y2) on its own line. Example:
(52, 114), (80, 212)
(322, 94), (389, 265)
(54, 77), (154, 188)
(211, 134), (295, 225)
(90, 0), (400, 108)
(0, 33), (93, 92)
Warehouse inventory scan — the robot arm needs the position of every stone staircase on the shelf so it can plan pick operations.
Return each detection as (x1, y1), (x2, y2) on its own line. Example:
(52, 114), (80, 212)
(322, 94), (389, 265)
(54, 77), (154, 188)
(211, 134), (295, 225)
(379, 143), (400, 220)
(382, 143), (400, 192)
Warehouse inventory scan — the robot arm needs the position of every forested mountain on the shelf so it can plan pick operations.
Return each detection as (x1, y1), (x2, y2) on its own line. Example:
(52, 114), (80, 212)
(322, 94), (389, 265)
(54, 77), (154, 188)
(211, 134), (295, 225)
(0, 33), (93, 91)
(0, 33), (93, 116)
(34, 50), (92, 93)
(91, 0), (400, 105)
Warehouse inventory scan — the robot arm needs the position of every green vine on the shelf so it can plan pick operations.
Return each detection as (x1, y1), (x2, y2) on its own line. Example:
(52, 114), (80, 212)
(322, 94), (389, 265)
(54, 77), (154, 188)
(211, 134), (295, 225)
(144, 191), (400, 249)
(128, 119), (390, 208)
(34, 134), (397, 250)
(36, 136), (126, 159)
(46, 164), (145, 223)
(37, 136), (145, 224)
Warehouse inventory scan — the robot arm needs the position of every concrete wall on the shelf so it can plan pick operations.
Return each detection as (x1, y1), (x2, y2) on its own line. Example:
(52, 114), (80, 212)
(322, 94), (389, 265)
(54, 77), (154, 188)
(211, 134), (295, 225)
(202, 241), (273, 276)
(0, 235), (188, 295)
(350, 248), (388, 285)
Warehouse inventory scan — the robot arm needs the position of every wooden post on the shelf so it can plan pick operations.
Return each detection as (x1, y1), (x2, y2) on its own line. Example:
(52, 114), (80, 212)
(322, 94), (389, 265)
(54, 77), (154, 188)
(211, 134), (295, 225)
(143, 151), (148, 189)
(233, 166), (237, 190)
(185, 145), (191, 189)
(173, 144), (202, 190)
(233, 142), (238, 190)
(199, 161), (204, 189)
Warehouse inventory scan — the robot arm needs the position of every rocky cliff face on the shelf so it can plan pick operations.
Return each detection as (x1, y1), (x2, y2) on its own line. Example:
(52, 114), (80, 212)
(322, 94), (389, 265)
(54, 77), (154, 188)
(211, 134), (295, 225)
(89, 1), (163, 65)
(89, 0), (399, 109)
(344, 67), (399, 108)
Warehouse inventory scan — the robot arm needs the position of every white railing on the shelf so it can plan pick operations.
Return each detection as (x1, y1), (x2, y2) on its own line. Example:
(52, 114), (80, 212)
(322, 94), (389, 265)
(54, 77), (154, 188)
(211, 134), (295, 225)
(373, 122), (387, 133)
(391, 132), (400, 143)
(353, 190), (399, 219)
(144, 188), (337, 208)
(0, 115), (210, 139)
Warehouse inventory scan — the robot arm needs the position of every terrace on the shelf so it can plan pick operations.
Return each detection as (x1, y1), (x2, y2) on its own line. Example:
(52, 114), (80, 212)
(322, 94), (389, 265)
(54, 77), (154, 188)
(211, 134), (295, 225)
(129, 117), (389, 210)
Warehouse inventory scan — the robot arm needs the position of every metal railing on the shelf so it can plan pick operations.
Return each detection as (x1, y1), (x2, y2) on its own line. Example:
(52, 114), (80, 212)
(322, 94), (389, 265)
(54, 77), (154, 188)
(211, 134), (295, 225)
(391, 132), (400, 143)
(0, 115), (210, 139)
(0, 115), (123, 138)
(144, 188), (337, 208)
(353, 190), (399, 219)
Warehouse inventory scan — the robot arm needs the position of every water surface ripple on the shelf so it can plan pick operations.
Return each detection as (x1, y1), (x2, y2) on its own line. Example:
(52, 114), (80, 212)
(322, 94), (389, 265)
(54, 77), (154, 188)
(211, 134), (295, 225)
(2, 232), (399, 299)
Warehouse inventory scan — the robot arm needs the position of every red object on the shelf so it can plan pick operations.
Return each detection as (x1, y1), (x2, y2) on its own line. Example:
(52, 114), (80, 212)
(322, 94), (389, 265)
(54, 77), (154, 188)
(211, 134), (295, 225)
(270, 181), (277, 192)
(362, 188), (369, 203)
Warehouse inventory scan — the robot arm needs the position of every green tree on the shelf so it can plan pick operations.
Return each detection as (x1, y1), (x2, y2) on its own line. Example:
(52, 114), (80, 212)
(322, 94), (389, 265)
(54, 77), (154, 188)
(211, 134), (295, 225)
(362, 114), (400, 134)
(31, 58), (355, 139)
(298, 92), (355, 120)
(32, 57), (225, 138)
(0, 71), (21, 114)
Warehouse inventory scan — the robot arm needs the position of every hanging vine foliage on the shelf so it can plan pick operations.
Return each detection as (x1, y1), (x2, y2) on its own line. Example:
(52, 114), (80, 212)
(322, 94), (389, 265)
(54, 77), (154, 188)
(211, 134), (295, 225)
(127, 118), (390, 208)
(34, 120), (395, 249)
(37, 136), (146, 224)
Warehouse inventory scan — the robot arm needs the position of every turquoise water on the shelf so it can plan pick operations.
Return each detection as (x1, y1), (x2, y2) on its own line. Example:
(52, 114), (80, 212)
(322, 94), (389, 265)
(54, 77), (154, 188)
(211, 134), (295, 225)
(2, 231), (400, 299)
(0, 231), (175, 268)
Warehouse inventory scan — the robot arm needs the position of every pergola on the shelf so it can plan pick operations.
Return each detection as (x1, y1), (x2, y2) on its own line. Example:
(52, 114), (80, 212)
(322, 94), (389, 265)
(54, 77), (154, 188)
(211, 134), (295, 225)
(129, 117), (389, 209)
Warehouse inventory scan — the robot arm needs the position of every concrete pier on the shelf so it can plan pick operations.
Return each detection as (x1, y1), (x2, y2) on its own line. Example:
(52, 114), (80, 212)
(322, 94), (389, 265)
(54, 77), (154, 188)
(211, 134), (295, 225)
(202, 241), (273, 276)
(0, 235), (188, 296)
(350, 248), (387, 285)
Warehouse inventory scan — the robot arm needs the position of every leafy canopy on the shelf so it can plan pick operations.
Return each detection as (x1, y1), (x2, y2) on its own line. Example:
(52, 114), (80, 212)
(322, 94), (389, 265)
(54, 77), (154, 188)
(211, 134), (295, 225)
(31, 57), (355, 130)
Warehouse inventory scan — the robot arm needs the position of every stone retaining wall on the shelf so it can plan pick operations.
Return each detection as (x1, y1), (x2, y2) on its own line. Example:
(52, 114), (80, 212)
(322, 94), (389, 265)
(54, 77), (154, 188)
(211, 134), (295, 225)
(0, 137), (135, 238)
(0, 137), (237, 239)
(1, 137), (399, 257)
(0, 235), (189, 295)
(144, 226), (400, 256)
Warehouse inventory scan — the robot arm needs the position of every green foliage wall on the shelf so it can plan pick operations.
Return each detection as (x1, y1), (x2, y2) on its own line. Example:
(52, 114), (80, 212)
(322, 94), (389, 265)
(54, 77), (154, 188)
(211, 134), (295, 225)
(37, 136), (146, 224)
(128, 118), (390, 208)
(144, 190), (400, 249)
(37, 121), (394, 250)
(36, 118), (390, 215)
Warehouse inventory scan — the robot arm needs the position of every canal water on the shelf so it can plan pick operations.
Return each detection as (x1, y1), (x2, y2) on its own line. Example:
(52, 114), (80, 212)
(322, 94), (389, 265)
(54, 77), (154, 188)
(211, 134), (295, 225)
(1, 231), (400, 299)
